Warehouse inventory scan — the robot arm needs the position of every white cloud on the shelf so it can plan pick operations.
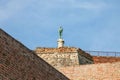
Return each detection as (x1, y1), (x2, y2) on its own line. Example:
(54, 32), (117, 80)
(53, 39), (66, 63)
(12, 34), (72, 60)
(31, 0), (108, 11)
(42, 0), (108, 11)
(0, 0), (34, 22)
(74, 1), (107, 11)
(0, 0), (108, 23)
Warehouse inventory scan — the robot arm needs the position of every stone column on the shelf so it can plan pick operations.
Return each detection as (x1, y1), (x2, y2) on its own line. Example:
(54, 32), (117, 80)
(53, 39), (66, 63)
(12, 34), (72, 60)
(57, 39), (64, 48)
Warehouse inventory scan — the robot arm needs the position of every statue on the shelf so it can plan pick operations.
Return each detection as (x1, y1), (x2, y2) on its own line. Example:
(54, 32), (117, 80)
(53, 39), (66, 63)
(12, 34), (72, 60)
(58, 26), (63, 39)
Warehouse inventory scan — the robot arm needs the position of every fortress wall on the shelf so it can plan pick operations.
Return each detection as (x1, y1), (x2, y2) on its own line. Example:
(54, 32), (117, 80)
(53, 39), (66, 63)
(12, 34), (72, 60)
(35, 47), (93, 68)
(58, 62), (120, 80)
(0, 29), (69, 80)
(37, 52), (79, 68)
(35, 47), (79, 68)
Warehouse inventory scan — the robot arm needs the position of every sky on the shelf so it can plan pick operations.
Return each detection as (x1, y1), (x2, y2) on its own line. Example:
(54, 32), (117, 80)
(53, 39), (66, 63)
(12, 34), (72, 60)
(0, 0), (120, 52)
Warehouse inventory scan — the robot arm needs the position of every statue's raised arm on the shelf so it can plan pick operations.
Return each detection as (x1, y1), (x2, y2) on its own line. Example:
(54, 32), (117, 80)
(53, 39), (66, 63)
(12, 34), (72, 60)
(58, 26), (63, 39)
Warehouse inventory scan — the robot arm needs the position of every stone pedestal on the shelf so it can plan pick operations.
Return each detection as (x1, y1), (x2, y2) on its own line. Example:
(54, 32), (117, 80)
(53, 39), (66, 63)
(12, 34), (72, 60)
(57, 39), (64, 48)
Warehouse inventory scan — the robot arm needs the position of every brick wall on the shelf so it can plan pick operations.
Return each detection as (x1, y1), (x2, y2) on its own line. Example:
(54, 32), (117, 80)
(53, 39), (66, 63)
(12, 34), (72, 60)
(59, 62), (120, 80)
(93, 56), (120, 63)
(0, 29), (69, 80)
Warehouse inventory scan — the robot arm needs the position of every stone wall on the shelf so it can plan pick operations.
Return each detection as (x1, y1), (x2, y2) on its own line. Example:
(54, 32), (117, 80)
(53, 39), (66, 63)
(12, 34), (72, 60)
(93, 56), (120, 63)
(0, 29), (69, 80)
(37, 52), (79, 68)
(36, 47), (79, 68)
(35, 47), (93, 68)
(59, 62), (120, 80)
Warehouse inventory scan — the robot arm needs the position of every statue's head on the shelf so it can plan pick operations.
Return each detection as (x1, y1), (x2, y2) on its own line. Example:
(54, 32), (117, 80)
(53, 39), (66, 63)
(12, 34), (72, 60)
(59, 26), (63, 32)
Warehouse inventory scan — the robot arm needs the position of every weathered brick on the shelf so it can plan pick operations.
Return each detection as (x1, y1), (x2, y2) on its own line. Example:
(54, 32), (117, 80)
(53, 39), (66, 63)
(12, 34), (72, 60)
(58, 62), (120, 80)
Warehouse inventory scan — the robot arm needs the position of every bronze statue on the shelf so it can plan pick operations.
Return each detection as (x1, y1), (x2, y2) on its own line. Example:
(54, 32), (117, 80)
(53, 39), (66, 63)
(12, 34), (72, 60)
(58, 26), (63, 39)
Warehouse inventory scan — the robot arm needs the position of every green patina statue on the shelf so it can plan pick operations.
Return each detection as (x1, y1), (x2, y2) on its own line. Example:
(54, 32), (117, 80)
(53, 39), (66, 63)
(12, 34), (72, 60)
(58, 26), (63, 39)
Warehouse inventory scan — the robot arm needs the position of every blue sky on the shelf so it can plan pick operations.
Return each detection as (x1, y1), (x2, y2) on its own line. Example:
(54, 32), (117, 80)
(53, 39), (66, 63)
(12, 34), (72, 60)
(0, 0), (120, 51)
